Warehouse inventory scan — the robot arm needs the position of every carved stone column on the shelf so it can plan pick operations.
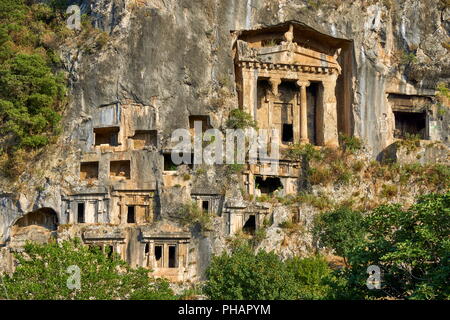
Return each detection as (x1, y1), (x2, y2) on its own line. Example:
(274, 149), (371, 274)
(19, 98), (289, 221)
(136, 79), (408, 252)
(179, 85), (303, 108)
(269, 77), (281, 131)
(297, 80), (310, 143)
(321, 73), (339, 147)
(242, 69), (258, 120)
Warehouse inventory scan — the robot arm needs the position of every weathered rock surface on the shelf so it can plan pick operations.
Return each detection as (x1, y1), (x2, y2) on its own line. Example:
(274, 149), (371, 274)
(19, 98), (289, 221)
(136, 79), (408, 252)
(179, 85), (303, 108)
(0, 0), (449, 280)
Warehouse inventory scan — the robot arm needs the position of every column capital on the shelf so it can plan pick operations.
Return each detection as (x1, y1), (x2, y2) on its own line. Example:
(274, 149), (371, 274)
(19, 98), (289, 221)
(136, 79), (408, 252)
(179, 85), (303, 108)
(269, 77), (282, 96)
(297, 80), (310, 88)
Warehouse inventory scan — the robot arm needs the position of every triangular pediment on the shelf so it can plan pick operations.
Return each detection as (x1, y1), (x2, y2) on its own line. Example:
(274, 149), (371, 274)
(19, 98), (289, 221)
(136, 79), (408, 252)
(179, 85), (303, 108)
(256, 43), (340, 68)
(236, 39), (340, 71)
(234, 21), (351, 72)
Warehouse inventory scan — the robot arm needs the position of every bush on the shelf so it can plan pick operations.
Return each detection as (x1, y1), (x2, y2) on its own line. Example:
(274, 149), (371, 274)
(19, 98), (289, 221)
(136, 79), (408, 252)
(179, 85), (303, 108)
(178, 201), (213, 231)
(339, 134), (363, 154)
(313, 207), (365, 263)
(0, 239), (176, 300)
(284, 143), (322, 161)
(380, 184), (398, 199)
(226, 109), (257, 129)
(0, 0), (68, 176)
(296, 192), (334, 211)
(204, 245), (332, 300)
(338, 191), (450, 300)
(286, 255), (332, 299)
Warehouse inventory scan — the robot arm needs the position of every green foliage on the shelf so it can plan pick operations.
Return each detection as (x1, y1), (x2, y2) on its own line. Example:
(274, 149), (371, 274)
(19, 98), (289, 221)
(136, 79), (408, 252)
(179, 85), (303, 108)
(178, 201), (213, 231)
(313, 207), (365, 262)
(226, 109), (257, 129)
(0, 0), (68, 175)
(380, 183), (398, 199)
(0, 239), (176, 300)
(225, 163), (245, 175)
(436, 82), (449, 99)
(286, 256), (332, 299)
(339, 133), (363, 154)
(401, 52), (418, 65)
(284, 143), (322, 162)
(251, 228), (267, 246)
(295, 191), (334, 211)
(279, 219), (305, 235)
(305, 0), (321, 9)
(204, 245), (332, 300)
(396, 133), (421, 153)
(338, 191), (450, 299)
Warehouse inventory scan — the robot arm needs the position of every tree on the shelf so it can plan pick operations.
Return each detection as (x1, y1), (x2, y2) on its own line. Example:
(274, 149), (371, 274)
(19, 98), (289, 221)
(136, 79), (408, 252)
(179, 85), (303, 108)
(322, 192), (450, 300)
(286, 255), (333, 299)
(313, 207), (366, 265)
(204, 245), (332, 300)
(346, 191), (450, 300)
(0, 239), (176, 300)
(226, 109), (257, 129)
(0, 0), (68, 176)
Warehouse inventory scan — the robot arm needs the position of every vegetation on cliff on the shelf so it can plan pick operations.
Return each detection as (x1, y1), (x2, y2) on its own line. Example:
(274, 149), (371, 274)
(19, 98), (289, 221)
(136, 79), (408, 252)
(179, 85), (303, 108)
(0, 0), (69, 177)
(0, 239), (176, 300)
(205, 191), (450, 300)
(204, 245), (332, 300)
(328, 191), (450, 300)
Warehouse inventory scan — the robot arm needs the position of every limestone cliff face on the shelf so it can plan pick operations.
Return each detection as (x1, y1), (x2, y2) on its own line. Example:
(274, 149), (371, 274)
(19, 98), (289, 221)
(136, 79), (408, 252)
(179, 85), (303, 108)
(0, 0), (449, 279)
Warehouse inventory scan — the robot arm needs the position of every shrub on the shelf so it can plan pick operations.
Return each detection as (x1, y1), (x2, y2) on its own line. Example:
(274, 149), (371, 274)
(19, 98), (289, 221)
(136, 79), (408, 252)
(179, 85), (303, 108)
(286, 255), (332, 299)
(296, 192), (334, 211)
(204, 245), (332, 300)
(226, 109), (257, 129)
(380, 184), (398, 199)
(178, 201), (213, 231)
(0, 0), (68, 176)
(0, 239), (176, 300)
(313, 207), (365, 263)
(308, 166), (333, 185)
(284, 143), (322, 161)
(401, 52), (418, 65)
(397, 133), (421, 153)
(339, 134), (363, 154)
(344, 191), (450, 299)
(225, 163), (245, 175)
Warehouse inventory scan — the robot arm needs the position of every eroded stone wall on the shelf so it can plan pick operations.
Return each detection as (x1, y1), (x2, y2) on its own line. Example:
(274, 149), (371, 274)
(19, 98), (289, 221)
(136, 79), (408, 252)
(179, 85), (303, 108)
(0, 0), (449, 281)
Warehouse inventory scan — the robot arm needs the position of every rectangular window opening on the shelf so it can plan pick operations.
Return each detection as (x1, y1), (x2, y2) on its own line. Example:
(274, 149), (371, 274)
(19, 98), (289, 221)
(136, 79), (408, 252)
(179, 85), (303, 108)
(110, 160), (131, 179)
(282, 123), (294, 143)
(155, 245), (163, 268)
(394, 111), (427, 140)
(94, 127), (119, 146)
(106, 245), (114, 258)
(127, 206), (135, 223)
(255, 176), (283, 194)
(77, 203), (85, 224)
(164, 154), (179, 171)
(189, 115), (210, 133)
(168, 245), (177, 268)
(131, 130), (157, 149)
(80, 162), (99, 180)
(202, 200), (209, 212)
